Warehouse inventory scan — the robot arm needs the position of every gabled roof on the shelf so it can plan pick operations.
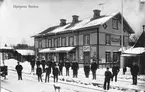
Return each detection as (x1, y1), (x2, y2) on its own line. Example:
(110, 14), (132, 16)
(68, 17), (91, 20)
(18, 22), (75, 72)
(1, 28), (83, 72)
(34, 12), (134, 37)
(134, 31), (145, 47)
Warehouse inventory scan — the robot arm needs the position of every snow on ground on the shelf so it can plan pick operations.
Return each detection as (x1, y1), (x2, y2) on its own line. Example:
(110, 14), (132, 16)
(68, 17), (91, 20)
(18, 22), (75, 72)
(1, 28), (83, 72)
(2, 59), (145, 92)
(1, 88), (12, 92)
(4, 59), (31, 74)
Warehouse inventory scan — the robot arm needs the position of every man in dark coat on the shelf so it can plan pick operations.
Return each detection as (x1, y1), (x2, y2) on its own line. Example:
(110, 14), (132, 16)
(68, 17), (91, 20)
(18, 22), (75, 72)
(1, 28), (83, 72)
(65, 59), (71, 76)
(130, 62), (139, 85)
(84, 63), (90, 78)
(45, 65), (51, 83)
(41, 58), (46, 73)
(103, 67), (112, 90)
(30, 58), (35, 73)
(36, 59), (41, 68)
(123, 66), (127, 75)
(36, 65), (43, 82)
(58, 60), (64, 76)
(91, 59), (98, 80)
(71, 60), (79, 78)
(53, 64), (59, 83)
(112, 64), (120, 82)
(15, 62), (23, 80)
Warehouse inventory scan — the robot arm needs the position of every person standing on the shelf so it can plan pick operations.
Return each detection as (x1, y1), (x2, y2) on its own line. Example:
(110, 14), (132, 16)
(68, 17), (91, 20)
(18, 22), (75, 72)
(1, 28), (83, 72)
(130, 62), (139, 85)
(71, 60), (79, 78)
(58, 60), (64, 76)
(84, 63), (90, 78)
(36, 59), (41, 68)
(15, 62), (23, 80)
(36, 65), (43, 82)
(41, 58), (46, 73)
(91, 59), (98, 80)
(103, 67), (112, 90)
(65, 59), (71, 76)
(45, 65), (51, 83)
(112, 64), (120, 82)
(30, 58), (35, 73)
(53, 64), (59, 83)
(123, 66), (127, 75)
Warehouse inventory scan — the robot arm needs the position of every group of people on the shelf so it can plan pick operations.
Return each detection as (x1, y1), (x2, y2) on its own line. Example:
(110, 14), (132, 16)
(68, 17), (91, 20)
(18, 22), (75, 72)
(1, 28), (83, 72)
(103, 61), (139, 90)
(30, 58), (80, 83)
(15, 58), (140, 91)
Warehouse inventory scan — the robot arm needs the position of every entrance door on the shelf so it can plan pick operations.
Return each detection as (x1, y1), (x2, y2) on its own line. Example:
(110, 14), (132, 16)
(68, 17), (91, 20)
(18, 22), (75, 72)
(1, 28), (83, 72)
(59, 53), (66, 62)
(84, 52), (90, 65)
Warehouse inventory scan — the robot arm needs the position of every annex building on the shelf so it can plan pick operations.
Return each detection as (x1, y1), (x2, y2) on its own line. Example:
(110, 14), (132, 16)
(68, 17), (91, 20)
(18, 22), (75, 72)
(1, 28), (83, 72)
(33, 9), (134, 68)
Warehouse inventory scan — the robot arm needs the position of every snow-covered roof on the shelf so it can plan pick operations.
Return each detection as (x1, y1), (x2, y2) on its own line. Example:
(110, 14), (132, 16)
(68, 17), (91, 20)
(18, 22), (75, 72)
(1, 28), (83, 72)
(123, 47), (145, 54)
(0, 46), (14, 50)
(16, 49), (35, 56)
(39, 47), (75, 53)
(33, 12), (134, 38)
(46, 14), (113, 34)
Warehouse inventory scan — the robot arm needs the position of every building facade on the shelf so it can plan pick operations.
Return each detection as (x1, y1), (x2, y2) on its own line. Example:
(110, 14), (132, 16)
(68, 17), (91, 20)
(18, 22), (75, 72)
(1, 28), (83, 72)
(33, 9), (134, 68)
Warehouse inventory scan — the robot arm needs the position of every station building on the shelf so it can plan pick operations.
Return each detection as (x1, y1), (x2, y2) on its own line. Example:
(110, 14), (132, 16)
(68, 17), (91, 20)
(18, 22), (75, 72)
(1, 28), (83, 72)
(33, 9), (134, 68)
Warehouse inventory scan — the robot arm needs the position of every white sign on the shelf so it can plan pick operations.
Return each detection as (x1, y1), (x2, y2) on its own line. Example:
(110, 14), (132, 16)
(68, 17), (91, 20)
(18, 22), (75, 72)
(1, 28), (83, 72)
(83, 46), (90, 52)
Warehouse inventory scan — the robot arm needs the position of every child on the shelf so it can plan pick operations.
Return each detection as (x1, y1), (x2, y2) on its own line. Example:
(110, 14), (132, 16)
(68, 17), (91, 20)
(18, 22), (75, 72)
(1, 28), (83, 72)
(103, 67), (112, 90)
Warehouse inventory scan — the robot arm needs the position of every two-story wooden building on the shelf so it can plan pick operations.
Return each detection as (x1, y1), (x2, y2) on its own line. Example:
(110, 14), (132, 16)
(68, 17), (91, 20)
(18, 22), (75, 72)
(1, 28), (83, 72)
(33, 9), (134, 68)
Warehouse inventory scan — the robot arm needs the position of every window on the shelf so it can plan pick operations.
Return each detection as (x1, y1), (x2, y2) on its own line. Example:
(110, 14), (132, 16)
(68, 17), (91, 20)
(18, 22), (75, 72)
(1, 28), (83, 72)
(113, 52), (119, 62)
(59, 37), (61, 47)
(106, 51), (111, 62)
(38, 40), (42, 48)
(54, 38), (58, 47)
(69, 36), (74, 46)
(112, 18), (118, 30)
(61, 37), (66, 47)
(48, 39), (52, 47)
(106, 34), (111, 45)
(84, 34), (90, 45)
(52, 39), (54, 47)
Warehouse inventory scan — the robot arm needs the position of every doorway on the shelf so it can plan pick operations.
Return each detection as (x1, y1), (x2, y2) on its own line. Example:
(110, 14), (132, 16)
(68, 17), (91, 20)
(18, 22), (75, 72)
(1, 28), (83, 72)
(59, 53), (66, 62)
(84, 52), (90, 65)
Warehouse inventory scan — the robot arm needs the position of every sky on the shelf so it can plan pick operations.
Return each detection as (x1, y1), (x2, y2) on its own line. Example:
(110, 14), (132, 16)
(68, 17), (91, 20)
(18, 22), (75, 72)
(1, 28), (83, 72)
(0, 0), (145, 46)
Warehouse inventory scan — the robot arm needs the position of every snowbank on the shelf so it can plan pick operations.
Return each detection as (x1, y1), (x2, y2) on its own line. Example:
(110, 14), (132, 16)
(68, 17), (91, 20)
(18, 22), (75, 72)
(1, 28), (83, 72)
(4, 59), (31, 74)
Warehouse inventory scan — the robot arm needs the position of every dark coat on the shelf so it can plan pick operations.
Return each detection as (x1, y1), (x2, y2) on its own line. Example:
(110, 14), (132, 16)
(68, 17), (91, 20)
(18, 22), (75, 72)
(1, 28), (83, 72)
(91, 62), (98, 71)
(130, 64), (139, 76)
(30, 60), (35, 67)
(58, 62), (64, 69)
(84, 65), (90, 72)
(36, 60), (41, 66)
(45, 66), (51, 74)
(71, 62), (79, 70)
(41, 60), (46, 65)
(105, 70), (112, 82)
(15, 65), (23, 73)
(112, 66), (120, 75)
(53, 67), (59, 75)
(36, 67), (42, 75)
(65, 62), (71, 69)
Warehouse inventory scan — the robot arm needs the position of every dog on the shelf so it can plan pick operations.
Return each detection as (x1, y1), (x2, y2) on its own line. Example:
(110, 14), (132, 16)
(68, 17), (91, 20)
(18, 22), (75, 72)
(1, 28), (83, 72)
(53, 83), (61, 92)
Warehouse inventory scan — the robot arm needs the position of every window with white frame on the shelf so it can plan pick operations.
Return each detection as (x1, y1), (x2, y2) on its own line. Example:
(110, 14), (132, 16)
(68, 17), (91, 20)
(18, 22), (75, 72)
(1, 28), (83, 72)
(61, 37), (66, 47)
(54, 38), (58, 47)
(84, 34), (90, 45)
(106, 51), (111, 62)
(105, 34), (111, 45)
(69, 36), (74, 46)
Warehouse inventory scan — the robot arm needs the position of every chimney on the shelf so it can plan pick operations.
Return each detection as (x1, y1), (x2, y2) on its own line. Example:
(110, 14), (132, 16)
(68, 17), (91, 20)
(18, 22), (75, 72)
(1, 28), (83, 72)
(60, 19), (66, 26)
(72, 15), (79, 24)
(93, 9), (101, 19)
